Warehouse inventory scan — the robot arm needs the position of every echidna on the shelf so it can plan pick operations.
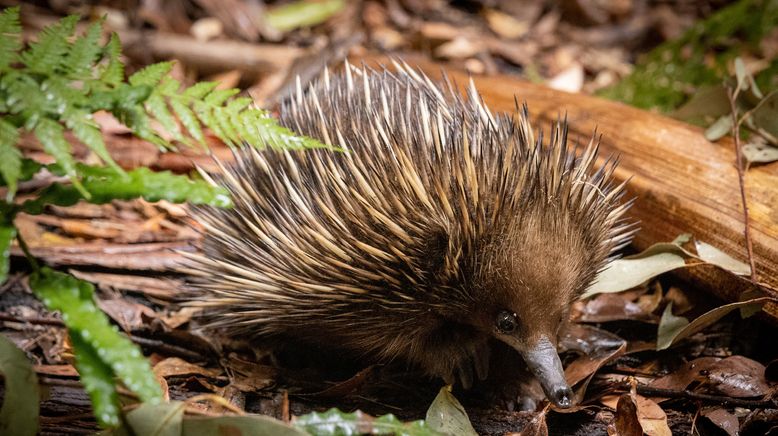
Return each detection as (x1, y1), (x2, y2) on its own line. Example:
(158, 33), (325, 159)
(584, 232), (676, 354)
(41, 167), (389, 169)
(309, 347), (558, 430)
(184, 62), (634, 409)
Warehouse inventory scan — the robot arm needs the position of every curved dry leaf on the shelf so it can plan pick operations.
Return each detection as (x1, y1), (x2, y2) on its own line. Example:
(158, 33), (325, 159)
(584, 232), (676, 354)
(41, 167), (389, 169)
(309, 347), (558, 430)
(656, 297), (773, 350)
(425, 385), (477, 436)
(583, 251), (686, 298)
(656, 302), (689, 350)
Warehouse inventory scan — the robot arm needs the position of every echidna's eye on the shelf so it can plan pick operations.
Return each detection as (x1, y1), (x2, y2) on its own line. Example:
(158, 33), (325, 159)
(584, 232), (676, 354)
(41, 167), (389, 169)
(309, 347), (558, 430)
(495, 310), (518, 333)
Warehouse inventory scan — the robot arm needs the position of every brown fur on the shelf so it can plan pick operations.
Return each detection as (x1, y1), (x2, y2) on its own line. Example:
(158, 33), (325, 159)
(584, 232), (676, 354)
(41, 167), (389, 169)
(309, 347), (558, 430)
(183, 62), (635, 386)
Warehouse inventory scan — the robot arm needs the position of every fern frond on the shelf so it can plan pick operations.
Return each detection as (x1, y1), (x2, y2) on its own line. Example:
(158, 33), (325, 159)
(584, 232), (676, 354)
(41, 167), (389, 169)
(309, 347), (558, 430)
(99, 33), (123, 87)
(64, 110), (123, 174)
(0, 118), (21, 199)
(169, 98), (204, 143)
(1, 71), (50, 126)
(129, 62), (173, 87)
(20, 15), (78, 74)
(182, 81), (218, 99)
(33, 118), (88, 197)
(67, 20), (103, 78)
(0, 7), (21, 72)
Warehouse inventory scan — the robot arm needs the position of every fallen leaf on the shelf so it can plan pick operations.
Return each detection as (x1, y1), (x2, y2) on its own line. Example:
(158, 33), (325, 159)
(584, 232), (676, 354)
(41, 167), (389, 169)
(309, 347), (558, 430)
(425, 385), (477, 436)
(704, 115), (733, 141)
(694, 241), (750, 275)
(706, 356), (770, 398)
(547, 63), (584, 93)
(604, 394), (671, 436)
(562, 324), (627, 387)
(649, 357), (721, 391)
(484, 9), (529, 39)
(656, 297), (773, 350)
(609, 394), (642, 436)
(742, 141), (778, 163)
(656, 302), (689, 350)
(153, 357), (222, 379)
(701, 407), (739, 436)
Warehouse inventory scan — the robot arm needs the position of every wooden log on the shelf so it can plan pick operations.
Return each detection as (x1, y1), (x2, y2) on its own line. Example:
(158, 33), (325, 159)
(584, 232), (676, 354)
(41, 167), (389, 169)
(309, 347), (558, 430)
(356, 55), (778, 318)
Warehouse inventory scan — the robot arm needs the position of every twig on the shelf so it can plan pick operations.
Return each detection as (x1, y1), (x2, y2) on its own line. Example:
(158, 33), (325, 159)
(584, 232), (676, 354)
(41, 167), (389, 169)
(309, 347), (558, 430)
(727, 86), (757, 282)
(618, 383), (777, 409)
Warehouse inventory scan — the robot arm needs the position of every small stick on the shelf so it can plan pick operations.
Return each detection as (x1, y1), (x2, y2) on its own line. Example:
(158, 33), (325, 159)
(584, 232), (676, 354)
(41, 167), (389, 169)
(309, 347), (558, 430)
(616, 383), (777, 409)
(727, 85), (757, 282)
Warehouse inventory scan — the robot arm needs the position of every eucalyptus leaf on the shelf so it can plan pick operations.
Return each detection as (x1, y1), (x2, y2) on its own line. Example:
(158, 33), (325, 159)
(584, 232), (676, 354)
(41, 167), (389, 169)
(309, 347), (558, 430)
(656, 303), (690, 350)
(0, 333), (39, 436)
(742, 142), (778, 163)
(734, 57), (748, 92)
(704, 115), (733, 141)
(425, 386), (477, 436)
(694, 241), (750, 275)
(656, 298), (772, 350)
(125, 401), (185, 436)
(582, 250), (686, 299)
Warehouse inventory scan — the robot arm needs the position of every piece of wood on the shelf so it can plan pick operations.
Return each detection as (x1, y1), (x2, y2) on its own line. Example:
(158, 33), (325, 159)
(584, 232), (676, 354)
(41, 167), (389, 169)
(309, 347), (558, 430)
(356, 55), (778, 318)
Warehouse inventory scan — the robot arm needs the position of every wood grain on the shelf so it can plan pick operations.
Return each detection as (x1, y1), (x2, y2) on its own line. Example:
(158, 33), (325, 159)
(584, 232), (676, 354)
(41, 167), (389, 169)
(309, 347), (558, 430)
(357, 55), (778, 317)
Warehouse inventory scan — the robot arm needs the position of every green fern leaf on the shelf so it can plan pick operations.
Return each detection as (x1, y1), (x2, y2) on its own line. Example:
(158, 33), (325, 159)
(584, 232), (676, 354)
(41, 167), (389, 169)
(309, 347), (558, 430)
(203, 88), (239, 106)
(33, 118), (87, 197)
(226, 97), (252, 114)
(1, 71), (50, 128)
(0, 7), (22, 72)
(67, 19), (103, 77)
(44, 77), (87, 116)
(0, 118), (21, 200)
(182, 81), (218, 99)
(20, 15), (79, 74)
(113, 104), (166, 148)
(146, 91), (183, 142)
(64, 110), (123, 174)
(128, 61), (172, 87)
(169, 98), (204, 143)
(193, 100), (230, 146)
(99, 33), (124, 86)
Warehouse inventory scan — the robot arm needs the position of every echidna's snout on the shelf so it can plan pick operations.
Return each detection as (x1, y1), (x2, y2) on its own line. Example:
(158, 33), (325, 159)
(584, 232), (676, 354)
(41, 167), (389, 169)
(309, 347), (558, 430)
(518, 336), (574, 409)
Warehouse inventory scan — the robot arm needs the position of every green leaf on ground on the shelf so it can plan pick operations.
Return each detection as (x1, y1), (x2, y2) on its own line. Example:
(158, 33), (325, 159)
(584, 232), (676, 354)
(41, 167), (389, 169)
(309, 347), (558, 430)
(124, 401), (185, 436)
(294, 408), (440, 436)
(266, 0), (346, 32)
(0, 333), (39, 436)
(425, 386), (477, 436)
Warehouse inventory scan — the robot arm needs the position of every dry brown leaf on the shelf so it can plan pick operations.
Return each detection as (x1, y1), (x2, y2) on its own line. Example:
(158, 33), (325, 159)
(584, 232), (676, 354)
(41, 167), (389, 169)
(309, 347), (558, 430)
(97, 298), (156, 332)
(701, 407), (739, 436)
(705, 356), (770, 398)
(649, 357), (720, 393)
(153, 357), (222, 379)
(484, 9), (529, 40)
